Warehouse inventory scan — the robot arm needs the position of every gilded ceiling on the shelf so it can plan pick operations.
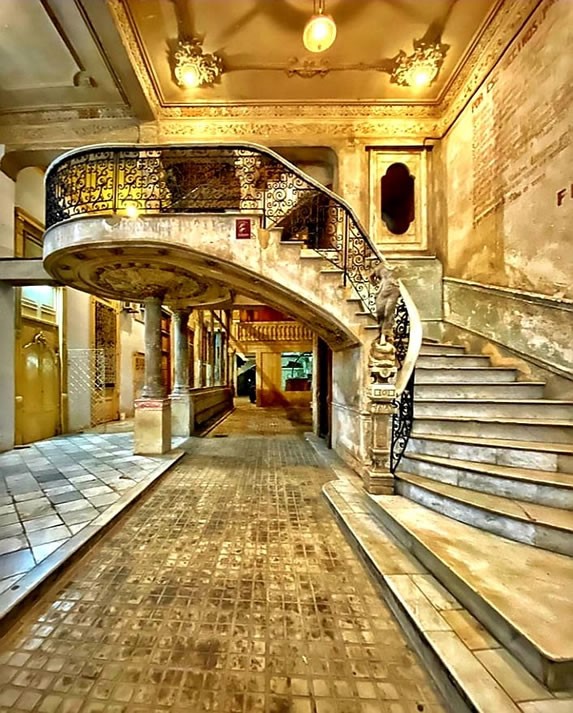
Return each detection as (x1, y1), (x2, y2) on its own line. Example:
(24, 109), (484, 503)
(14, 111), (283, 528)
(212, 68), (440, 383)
(0, 0), (536, 155)
(122, 0), (498, 104)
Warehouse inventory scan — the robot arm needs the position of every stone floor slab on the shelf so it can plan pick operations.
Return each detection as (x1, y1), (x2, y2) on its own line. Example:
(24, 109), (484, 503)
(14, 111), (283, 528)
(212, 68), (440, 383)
(0, 404), (444, 713)
(0, 431), (185, 601)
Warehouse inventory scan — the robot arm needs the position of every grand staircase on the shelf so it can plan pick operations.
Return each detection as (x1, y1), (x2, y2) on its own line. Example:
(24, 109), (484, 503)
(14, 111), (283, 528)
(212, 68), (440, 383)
(321, 335), (573, 712)
(399, 338), (573, 557)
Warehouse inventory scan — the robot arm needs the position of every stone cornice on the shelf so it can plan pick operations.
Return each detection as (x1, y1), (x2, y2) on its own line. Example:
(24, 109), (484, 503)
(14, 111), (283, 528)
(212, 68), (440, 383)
(437, 0), (544, 132)
(106, 0), (161, 119)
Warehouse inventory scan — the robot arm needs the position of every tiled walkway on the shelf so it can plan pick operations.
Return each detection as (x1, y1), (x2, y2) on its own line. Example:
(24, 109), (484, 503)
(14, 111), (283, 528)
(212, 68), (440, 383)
(0, 434), (183, 597)
(0, 404), (445, 712)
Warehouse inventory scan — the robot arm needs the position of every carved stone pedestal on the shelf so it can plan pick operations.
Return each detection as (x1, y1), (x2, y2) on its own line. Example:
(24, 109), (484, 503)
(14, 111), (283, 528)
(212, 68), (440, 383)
(363, 335), (398, 495)
(134, 398), (171, 454)
(171, 393), (194, 437)
(364, 398), (396, 494)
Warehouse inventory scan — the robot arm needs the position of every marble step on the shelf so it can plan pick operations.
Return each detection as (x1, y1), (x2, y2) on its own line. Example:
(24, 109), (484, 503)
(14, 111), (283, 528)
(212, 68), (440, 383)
(407, 434), (573, 473)
(324, 481), (550, 712)
(412, 416), (573, 445)
(365, 492), (573, 691)
(414, 382), (546, 400)
(401, 453), (573, 509)
(416, 367), (518, 384)
(395, 471), (573, 556)
(417, 355), (491, 368)
(419, 343), (467, 355)
(414, 399), (573, 420)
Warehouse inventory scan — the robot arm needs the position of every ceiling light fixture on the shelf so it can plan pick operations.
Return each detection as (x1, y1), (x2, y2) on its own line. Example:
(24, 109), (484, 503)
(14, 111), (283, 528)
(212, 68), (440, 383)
(174, 38), (223, 89)
(390, 38), (449, 88)
(303, 0), (337, 54)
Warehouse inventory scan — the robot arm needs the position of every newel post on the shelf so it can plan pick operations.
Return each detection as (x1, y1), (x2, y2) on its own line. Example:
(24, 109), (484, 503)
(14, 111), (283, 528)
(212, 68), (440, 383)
(363, 337), (397, 495)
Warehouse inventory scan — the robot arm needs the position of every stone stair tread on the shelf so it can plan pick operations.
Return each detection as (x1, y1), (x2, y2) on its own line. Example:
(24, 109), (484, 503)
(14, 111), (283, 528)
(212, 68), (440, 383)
(412, 432), (573, 454)
(416, 415), (573, 427)
(415, 398), (573, 405)
(368, 493), (573, 665)
(417, 365), (516, 371)
(416, 381), (545, 386)
(419, 350), (474, 357)
(397, 471), (573, 533)
(405, 453), (573, 489)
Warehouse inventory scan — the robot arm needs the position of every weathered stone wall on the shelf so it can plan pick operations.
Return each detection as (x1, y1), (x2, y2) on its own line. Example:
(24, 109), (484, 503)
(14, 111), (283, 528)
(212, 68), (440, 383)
(439, 0), (572, 373)
(442, 0), (572, 298)
(444, 279), (573, 378)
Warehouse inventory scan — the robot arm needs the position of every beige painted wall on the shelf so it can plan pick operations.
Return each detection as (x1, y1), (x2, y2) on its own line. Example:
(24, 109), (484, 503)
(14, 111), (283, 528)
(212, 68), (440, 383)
(441, 0), (572, 299)
(0, 171), (15, 257)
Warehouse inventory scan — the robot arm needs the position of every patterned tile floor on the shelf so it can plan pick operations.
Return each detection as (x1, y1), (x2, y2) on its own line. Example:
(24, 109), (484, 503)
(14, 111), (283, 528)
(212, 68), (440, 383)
(0, 433), (183, 595)
(0, 403), (445, 712)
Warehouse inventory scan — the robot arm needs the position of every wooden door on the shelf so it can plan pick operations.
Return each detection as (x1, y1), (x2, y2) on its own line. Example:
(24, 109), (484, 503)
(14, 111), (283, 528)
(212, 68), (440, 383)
(15, 320), (61, 444)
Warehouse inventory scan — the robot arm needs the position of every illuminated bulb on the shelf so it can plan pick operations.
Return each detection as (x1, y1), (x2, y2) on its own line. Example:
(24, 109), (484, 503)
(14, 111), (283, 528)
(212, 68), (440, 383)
(303, 12), (337, 53)
(181, 66), (200, 88)
(125, 204), (140, 219)
(407, 63), (437, 87)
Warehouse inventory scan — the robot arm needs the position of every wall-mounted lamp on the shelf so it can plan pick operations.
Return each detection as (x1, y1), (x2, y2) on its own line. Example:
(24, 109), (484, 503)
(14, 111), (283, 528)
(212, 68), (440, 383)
(391, 38), (449, 87)
(303, 0), (337, 53)
(174, 38), (223, 88)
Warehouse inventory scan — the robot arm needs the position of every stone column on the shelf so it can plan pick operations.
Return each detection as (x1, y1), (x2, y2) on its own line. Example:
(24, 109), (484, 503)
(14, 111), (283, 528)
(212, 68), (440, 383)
(170, 308), (194, 437)
(134, 296), (171, 454)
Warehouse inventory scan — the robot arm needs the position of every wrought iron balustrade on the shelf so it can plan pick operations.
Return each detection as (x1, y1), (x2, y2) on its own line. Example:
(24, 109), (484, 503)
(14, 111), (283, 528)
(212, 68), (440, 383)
(45, 143), (383, 315)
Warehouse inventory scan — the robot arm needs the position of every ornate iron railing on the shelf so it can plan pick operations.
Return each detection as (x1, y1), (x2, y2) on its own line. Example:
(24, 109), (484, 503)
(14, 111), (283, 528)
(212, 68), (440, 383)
(391, 370), (415, 473)
(45, 143), (382, 315)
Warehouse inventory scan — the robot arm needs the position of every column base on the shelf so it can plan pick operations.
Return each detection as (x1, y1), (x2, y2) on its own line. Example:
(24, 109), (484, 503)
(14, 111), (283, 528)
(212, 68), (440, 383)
(363, 469), (394, 495)
(170, 393), (194, 437)
(134, 398), (171, 455)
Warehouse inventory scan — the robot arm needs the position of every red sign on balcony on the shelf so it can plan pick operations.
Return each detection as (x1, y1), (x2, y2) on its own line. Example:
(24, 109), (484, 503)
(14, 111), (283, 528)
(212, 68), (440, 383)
(235, 218), (251, 239)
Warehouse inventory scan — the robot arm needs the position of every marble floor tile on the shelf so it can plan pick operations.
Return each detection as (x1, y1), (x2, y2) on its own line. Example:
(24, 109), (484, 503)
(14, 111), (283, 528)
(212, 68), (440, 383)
(27, 525), (71, 547)
(0, 536), (28, 557)
(0, 548), (34, 578)
(0, 431), (183, 616)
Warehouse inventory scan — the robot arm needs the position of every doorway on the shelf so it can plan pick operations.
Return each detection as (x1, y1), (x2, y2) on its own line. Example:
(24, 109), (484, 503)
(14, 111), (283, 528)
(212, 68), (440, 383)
(317, 338), (332, 447)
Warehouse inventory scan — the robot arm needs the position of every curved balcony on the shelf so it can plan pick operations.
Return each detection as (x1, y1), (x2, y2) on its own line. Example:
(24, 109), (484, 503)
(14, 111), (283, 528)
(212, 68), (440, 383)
(44, 142), (421, 464)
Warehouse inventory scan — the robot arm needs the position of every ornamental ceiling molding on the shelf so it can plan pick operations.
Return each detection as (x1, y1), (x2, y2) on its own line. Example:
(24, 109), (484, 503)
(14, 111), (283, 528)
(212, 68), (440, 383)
(159, 102), (440, 120)
(107, 0), (161, 119)
(436, 0), (544, 132)
(0, 118), (139, 152)
(155, 118), (440, 142)
(0, 106), (135, 125)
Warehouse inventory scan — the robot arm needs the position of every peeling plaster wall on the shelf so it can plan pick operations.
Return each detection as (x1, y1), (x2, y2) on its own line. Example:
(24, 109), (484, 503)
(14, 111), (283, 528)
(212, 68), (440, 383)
(444, 279), (573, 378)
(388, 257), (443, 323)
(441, 0), (572, 372)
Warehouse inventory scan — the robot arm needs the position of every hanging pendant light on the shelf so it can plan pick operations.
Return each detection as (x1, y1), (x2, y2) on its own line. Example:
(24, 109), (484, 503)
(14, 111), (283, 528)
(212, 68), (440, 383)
(303, 0), (337, 53)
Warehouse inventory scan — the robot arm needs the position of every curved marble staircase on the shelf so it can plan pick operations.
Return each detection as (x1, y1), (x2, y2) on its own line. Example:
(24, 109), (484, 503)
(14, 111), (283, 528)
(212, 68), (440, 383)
(321, 335), (573, 710)
(398, 338), (573, 557)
